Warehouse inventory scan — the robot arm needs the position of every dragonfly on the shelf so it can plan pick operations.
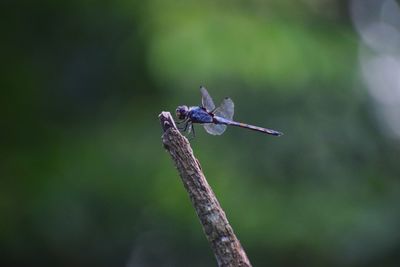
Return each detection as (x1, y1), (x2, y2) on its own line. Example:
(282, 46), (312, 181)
(175, 86), (283, 137)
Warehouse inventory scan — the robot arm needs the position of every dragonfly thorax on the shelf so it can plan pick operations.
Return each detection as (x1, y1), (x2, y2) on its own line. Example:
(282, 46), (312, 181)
(176, 105), (189, 120)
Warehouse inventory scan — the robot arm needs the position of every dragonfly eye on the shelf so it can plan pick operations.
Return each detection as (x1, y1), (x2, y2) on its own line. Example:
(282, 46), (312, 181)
(176, 105), (188, 120)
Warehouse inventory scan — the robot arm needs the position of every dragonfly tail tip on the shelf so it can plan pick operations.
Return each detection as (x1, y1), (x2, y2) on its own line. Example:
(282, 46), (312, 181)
(270, 130), (283, 136)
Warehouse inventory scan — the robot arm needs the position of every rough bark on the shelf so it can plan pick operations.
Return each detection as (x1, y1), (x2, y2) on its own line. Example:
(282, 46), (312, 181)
(159, 111), (252, 267)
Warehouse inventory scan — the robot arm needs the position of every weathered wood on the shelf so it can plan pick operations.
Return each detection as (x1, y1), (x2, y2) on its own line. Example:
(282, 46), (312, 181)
(159, 111), (252, 267)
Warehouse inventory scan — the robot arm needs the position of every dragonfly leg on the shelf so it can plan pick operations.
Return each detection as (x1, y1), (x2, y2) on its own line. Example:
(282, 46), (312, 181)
(183, 121), (189, 132)
(176, 119), (189, 130)
(176, 120), (196, 140)
(191, 124), (196, 138)
(177, 123), (186, 130)
(185, 123), (196, 141)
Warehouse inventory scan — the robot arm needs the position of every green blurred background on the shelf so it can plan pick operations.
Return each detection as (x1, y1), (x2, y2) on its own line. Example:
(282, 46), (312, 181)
(2, 0), (400, 266)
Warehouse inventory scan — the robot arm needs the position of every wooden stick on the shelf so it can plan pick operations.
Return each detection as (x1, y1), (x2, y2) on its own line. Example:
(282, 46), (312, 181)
(159, 111), (252, 267)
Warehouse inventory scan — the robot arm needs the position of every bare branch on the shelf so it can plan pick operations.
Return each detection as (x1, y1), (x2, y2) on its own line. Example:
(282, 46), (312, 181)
(159, 111), (252, 267)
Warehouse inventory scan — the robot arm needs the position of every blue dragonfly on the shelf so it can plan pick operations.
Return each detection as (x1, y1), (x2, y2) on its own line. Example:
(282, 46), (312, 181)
(176, 86), (283, 137)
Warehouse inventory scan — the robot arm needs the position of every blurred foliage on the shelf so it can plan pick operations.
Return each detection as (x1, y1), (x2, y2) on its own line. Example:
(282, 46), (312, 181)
(1, 0), (400, 266)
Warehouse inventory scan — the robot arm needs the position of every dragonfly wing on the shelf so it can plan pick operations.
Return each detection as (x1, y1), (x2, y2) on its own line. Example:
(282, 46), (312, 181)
(200, 86), (216, 112)
(214, 97), (234, 120)
(203, 123), (227, 135)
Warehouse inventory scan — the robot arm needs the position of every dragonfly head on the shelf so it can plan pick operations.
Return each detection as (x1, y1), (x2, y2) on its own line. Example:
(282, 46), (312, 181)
(176, 105), (189, 120)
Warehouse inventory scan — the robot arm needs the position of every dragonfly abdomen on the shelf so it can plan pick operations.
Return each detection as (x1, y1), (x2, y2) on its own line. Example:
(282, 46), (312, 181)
(214, 116), (282, 136)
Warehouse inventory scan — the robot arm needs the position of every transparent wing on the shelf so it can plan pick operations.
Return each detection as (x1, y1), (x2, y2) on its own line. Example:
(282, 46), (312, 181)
(200, 86), (215, 112)
(214, 97), (234, 120)
(202, 97), (234, 135)
(203, 123), (227, 135)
